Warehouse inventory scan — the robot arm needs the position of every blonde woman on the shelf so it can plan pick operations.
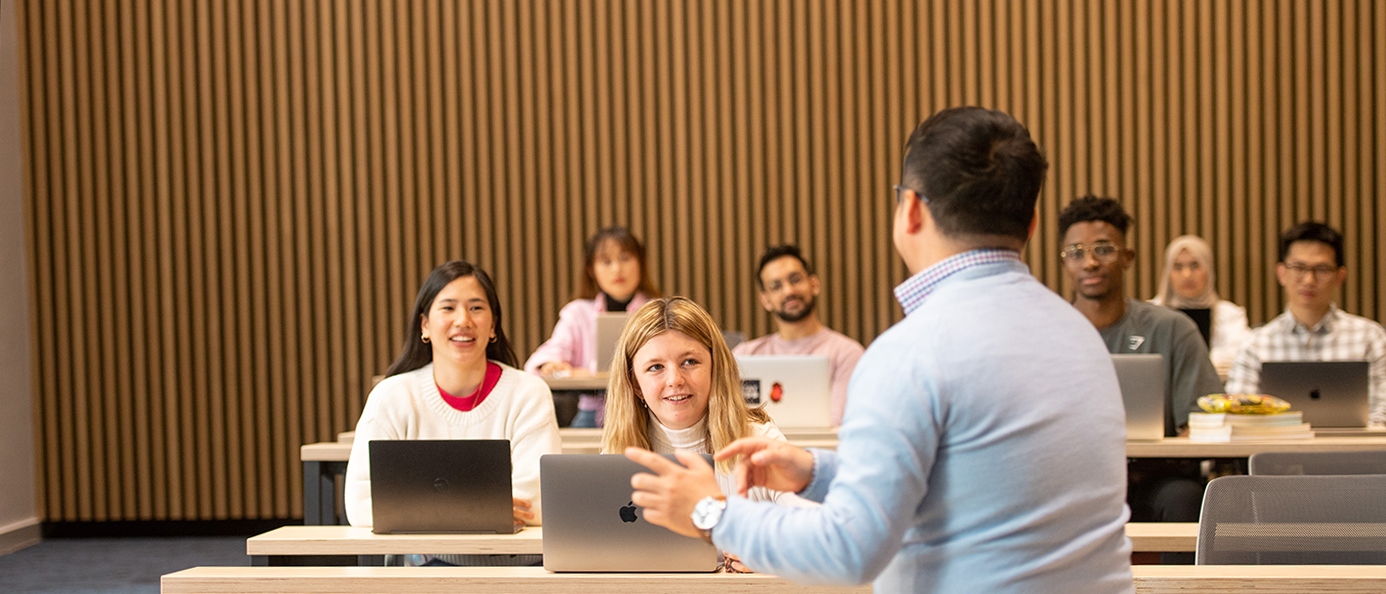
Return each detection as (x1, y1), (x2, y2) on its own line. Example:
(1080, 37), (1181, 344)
(602, 297), (800, 504)
(1151, 235), (1250, 372)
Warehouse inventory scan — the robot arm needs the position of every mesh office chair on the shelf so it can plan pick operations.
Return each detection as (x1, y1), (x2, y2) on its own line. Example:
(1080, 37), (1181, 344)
(1196, 474), (1386, 564)
(1249, 449), (1386, 476)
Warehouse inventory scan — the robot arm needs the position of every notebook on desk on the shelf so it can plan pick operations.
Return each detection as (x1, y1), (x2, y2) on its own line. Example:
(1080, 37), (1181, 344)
(1260, 361), (1370, 428)
(594, 313), (632, 373)
(540, 454), (719, 572)
(1113, 354), (1167, 441)
(368, 439), (520, 535)
(735, 355), (832, 429)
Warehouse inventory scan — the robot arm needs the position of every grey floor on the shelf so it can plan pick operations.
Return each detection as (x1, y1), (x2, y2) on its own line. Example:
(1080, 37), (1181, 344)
(0, 537), (246, 594)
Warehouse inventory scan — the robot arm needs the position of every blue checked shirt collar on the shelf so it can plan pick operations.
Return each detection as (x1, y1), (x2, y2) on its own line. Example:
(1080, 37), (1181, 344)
(893, 249), (1023, 315)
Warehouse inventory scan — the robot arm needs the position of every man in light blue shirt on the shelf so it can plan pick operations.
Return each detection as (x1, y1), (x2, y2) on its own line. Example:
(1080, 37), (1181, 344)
(626, 107), (1134, 592)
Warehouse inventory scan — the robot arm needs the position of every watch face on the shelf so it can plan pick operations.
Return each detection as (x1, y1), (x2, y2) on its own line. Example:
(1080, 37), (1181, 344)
(692, 496), (723, 530)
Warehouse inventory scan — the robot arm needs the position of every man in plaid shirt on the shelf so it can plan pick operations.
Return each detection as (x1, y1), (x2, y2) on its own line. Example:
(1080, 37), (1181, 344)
(1225, 222), (1386, 427)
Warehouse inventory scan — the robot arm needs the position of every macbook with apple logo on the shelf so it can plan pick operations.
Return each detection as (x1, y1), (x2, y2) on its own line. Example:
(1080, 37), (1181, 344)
(1260, 361), (1370, 428)
(540, 454), (718, 572)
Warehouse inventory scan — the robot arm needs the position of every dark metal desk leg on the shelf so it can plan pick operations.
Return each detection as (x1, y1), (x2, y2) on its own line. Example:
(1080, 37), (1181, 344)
(303, 460), (331, 525)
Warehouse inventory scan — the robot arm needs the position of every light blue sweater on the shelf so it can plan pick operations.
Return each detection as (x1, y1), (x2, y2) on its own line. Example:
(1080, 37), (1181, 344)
(715, 256), (1134, 593)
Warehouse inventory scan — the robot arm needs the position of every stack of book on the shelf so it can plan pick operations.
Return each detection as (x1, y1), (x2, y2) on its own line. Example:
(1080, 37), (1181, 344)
(1187, 411), (1314, 442)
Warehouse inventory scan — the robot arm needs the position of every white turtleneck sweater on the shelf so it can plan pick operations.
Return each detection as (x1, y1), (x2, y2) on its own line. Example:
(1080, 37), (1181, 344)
(344, 362), (562, 528)
(641, 412), (809, 506)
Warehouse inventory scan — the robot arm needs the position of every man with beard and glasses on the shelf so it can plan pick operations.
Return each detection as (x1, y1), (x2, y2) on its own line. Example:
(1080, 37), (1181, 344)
(733, 245), (865, 427)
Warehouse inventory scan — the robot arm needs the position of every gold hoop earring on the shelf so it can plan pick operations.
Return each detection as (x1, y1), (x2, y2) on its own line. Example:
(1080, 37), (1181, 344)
(421, 334), (430, 343)
(489, 335), (497, 343)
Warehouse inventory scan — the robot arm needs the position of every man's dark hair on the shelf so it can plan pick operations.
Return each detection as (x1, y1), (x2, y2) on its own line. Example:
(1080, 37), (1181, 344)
(1057, 195), (1134, 238)
(755, 245), (814, 289)
(1279, 221), (1345, 267)
(899, 106), (1048, 242)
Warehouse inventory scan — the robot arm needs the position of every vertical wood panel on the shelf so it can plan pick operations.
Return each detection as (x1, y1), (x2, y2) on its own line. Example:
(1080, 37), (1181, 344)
(17, 0), (1386, 522)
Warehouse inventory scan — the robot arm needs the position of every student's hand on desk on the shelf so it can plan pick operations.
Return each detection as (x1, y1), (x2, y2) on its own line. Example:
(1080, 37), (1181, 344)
(512, 497), (535, 527)
(624, 448), (722, 538)
(716, 437), (814, 497)
(538, 361), (573, 377)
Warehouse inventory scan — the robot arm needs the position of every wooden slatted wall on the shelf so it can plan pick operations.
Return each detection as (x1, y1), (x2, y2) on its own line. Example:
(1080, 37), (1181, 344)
(14, 0), (1386, 522)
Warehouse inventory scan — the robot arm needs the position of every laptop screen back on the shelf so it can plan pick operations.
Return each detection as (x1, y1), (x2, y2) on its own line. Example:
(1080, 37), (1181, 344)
(1112, 354), (1167, 440)
(594, 313), (632, 373)
(1260, 361), (1370, 428)
(735, 355), (832, 429)
(541, 454), (718, 572)
(368, 439), (516, 534)
(1177, 308), (1213, 347)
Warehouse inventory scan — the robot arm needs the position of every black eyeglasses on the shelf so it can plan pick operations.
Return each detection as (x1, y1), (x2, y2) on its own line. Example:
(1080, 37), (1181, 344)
(1283, 262), (1339, 281)
(893, 185), (930, 205)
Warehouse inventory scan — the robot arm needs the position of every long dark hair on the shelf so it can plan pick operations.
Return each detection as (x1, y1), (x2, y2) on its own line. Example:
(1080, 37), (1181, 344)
(384, 261), (519, 376)
(578, 226), (662, 300)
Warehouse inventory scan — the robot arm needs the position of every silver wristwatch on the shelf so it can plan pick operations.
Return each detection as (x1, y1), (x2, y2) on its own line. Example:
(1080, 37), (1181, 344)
(691, 495), (727, 544)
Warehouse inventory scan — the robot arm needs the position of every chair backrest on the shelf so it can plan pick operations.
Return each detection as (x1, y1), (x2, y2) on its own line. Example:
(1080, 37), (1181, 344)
(1249, 450), (1386, 476)
(721, 330), (746, 351)
(1196, 474), (1386, 565)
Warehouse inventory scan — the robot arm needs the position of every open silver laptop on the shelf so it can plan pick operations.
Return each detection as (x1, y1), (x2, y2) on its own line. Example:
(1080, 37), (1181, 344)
(735, 355), (832, 429)
(1112, 354), (1166, 441)
(368, 439), (519, 534)
(594, 313), (632, 373)
(1260, 361), (1370, 428)
(541, 454), (718, 572)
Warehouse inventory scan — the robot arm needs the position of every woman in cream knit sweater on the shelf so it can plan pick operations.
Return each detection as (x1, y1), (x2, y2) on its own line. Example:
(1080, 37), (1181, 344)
(345, 261), (561, 538)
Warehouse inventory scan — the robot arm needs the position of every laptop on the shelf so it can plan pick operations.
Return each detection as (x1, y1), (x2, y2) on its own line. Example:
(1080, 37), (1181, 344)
(541, 454), (719, 572)
(735, 355), (832, 428)
(368, 439), (519, 534)
(1260, 361), (1370, 428)
(1177, 308), (1213, 347)
(595, 313), (632, 373)
(1112, 354), (1166, 441)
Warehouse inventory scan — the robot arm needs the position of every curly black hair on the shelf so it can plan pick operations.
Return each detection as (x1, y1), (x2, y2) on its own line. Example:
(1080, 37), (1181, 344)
(1057, 195), (1133, 238)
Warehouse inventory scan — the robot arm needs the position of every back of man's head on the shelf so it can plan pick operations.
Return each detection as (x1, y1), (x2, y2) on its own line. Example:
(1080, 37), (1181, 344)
(756, 244), (814, 289)
(1279, 221), (1344, 267)
(899, 107), (1047, 242)
(1057, 195), (1133, 238)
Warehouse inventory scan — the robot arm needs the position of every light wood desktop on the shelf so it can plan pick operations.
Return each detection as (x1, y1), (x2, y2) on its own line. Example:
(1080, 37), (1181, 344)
(303, 434), (1386, 524)
(247, 523), (1197, 566)
(543, 373), (611, 392)
(247, 526), (543, 566)
(162, 565), (1386, 594)
(1125, 435), (1386, 458)
(299, 428), (839, 525)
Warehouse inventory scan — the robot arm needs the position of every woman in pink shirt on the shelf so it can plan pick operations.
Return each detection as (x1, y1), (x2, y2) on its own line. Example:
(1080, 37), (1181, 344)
(525, 226), (661, 427)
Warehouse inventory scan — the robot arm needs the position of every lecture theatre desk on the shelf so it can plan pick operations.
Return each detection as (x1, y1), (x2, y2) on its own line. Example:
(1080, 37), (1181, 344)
(1125, 435), (1386, 458)
(161, 565), (1386, 594)
(248, 523), (1198, 566)
(300, 429), (840, 525)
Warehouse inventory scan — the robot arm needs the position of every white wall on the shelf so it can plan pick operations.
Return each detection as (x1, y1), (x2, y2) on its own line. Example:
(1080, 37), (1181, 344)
(0, 0), (40, 555)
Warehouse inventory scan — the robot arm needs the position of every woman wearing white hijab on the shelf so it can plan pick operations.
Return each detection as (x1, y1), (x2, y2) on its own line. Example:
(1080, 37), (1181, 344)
(1151, 235), (1250, 373)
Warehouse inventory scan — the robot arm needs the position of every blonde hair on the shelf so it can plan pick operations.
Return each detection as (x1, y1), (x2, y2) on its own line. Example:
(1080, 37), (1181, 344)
(1153, 235), (1219, 309)
(602, 297), (771, 471)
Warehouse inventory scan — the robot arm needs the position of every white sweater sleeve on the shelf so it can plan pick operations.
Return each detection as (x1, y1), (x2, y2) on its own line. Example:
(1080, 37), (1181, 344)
(503, 371), (563, 524)
(343, 376), (410, 528)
